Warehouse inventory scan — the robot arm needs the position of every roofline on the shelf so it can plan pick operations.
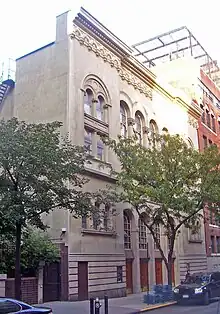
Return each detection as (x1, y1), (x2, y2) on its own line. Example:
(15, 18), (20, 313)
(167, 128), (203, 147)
(78, 7), (133, 56)
(16, 41), (55, 61)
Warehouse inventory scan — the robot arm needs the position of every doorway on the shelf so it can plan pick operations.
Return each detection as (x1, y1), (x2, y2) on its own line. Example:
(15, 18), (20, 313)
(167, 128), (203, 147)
(140, 259), (149, 291)
(78, 262), (88, 300)
(43, 262), (61, 302)
(126, 259), (133, 294)
(155, 259), (163, 285)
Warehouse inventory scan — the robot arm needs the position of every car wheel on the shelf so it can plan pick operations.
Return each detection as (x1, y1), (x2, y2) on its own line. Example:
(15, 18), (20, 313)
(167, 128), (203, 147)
(203, 292), (210, 305)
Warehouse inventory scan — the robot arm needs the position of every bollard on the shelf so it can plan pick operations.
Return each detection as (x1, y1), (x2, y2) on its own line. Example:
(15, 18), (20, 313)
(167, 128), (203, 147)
(90, 298), (94, 314)
(95, 297), (102, 314)
(104, 295), (108, 314)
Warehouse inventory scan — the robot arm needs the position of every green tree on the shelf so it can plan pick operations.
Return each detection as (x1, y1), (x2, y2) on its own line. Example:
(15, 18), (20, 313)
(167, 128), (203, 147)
(0, 228), (59, 275)
(0, 118), (107, 300)
(105, 134), (220, 286)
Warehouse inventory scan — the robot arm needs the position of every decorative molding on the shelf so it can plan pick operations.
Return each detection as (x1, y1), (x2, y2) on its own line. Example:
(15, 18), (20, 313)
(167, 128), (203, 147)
(70, 25), (152, 100)
(70, 25), (121, 70)
(142, 126), (150, 134)
(188, 115), (199, 129)
(118, 68), (152, 100)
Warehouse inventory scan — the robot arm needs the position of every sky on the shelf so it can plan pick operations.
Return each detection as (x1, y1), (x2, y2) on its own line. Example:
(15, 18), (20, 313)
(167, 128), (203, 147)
(0, 0), (219, 69)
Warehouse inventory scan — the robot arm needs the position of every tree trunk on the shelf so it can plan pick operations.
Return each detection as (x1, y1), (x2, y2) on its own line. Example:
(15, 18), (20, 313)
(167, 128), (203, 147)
(15, 222), (22, 300)
(167, 258), (173, 287)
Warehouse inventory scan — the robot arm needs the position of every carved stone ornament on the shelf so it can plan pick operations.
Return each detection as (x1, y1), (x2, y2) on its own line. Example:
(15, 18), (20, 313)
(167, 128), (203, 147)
(127, 117), (135, 126)
(142, 126), (150, 134)
(188, 115), (199, 129)
(70, 25), (152, 100)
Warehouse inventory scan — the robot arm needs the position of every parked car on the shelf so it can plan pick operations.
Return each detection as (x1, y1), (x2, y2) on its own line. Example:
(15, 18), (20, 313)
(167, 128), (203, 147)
(0, 298), (52, 313)
(173, 271), (220, 305)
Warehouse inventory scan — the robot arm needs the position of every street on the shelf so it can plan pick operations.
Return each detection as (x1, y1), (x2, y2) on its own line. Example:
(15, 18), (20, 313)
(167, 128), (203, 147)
(44, 299), (220, 314)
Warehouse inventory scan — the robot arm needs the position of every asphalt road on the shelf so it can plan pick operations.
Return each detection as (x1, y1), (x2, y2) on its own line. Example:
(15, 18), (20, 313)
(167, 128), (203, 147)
(44, 299), (220, 314)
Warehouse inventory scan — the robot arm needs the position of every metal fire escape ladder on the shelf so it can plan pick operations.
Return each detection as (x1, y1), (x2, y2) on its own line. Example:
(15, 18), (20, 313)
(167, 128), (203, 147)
(0, 79), (15, 106)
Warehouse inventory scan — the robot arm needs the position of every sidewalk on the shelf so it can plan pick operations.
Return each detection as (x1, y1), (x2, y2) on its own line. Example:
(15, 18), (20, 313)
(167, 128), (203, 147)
(42, 293), (176, 314)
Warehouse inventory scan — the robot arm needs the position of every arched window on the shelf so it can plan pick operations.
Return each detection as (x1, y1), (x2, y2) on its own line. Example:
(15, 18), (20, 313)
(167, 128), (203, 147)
(124, 212), (131, 249)
(162, 127), (168, 134)
(187, 138), (194, 148)
(120, 101), (128, 137)
(96, 95), (104, 121)
(149, 120), (158, 146)
(138, 217), (147, 249)
(84, 89), (93, 115)
(135, 112), (143, 144)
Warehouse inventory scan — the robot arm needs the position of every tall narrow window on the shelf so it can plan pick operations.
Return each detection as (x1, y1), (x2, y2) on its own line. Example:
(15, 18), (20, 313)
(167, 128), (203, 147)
(84, 129), (92, 154)
(97, 136), (104, 160)
(96, 96), (104, 121)
(103, 204), (110, 231)
(211, 115), (216, 132)
(203, 135), (207, 149)
(216, 237), (220, 253)
(209, 139), (213, 146)
(124, 212), (131, 249)
(206, 110), (211, 128)
(93, 202), (100, 230)
(138, 218), (147, 249)
(200, 104), (205, 123)
(135, 112), (142, 144)
(149, 120), (158, 146)
(154, 224), (160, 249)
(84, 89), (93, 115)
(120, 102), (127, 137)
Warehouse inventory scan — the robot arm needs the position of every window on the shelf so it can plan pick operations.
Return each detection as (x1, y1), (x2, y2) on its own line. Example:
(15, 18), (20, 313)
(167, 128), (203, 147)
(211, 236), (215, 253)
(124, 212), (131, 249)
(103, 204), (110, 231)
(216, 237), (220, 253)
(0, 300), (21, 313)
(149, 120), (158, 147)
(84, 129), (92, 154)
(200, 104), (205, 123)
(154, 224), (160, 249)
(117, 266), (123, 283)
(97, 136), (104, 160)
(84, 89), (93, 115)
(92, 202), (101, 230)
(189, 224), (201, 242)
(96, 96), (104, 121)
(82, 215), (87, 229)
(135, 112), (142, 144)
(203, 135), (208, 149)
(211, 115), (216, 132)
(206, 110), (211, 128)
(138, 218), (147, 249)
(209, 139), (213, 146)
(120, 101), (127, 137)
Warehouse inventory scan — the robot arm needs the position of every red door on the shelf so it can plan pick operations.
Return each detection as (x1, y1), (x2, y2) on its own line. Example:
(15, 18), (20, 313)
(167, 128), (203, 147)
(78, 262), (88, 300)
(155, 259), (163, 284)
(126, 259), (133, 294)
(140, 259), (149, 291)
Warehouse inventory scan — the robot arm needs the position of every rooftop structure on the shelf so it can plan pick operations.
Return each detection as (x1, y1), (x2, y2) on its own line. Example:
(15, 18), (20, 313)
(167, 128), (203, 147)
(132, 26), (220, 86)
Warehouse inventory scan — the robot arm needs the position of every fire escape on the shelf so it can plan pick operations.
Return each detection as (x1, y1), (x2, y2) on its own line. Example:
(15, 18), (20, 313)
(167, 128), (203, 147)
(0, 59), (15, 107)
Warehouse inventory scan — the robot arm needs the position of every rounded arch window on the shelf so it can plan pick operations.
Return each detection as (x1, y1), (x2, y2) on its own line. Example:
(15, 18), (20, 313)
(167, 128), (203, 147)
(124, 211), (131, 249)
(120, 101), (128, 137)
(84, 89), (93, 115)
(96, 95), (105, 121)
(138, 215), (147, 249)
(135, 111), (143, 144)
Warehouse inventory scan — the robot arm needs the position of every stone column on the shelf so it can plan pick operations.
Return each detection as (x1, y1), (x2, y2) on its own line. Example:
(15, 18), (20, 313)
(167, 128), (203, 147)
(142, 126), (149, 147)
(127, 118), (135, 137)
(38, 262), (45, 303)
(0, 274), (7, 297)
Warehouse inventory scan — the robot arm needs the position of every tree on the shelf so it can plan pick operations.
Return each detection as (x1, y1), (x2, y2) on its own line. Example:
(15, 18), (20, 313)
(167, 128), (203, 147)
(0, 118), (108, 300)
(104, 134), (220, 286)
(0, 228), (59, 276)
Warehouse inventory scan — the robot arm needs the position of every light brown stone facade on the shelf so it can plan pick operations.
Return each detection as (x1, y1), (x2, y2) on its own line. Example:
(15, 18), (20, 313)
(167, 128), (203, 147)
(0, 8), (207, 299)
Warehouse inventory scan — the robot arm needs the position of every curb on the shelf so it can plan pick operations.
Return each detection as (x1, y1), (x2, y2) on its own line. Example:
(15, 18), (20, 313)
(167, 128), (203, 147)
(134, 301), (177, 313)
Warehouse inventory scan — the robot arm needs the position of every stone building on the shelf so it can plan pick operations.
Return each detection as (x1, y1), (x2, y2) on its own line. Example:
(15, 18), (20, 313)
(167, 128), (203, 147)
(0, 8), (204, 300)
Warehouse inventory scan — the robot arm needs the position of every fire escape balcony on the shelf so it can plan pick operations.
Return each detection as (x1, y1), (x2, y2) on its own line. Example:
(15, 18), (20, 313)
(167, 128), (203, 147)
(0, 79), (15, 106)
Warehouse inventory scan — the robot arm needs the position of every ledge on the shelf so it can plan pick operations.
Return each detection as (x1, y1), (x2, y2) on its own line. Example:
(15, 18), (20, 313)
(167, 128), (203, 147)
(81, 228), (117, 237)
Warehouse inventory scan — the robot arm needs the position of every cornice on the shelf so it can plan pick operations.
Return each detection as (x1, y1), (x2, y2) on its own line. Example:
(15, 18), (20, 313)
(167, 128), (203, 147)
(70, 21), (202, 119)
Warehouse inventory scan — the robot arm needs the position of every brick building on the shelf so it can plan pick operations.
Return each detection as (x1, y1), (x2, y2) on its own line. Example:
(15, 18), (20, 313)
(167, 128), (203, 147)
(198, 69), (220, 271)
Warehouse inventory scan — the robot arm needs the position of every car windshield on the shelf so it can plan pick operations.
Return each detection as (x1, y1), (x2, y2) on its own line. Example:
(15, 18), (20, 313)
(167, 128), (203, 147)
(184, 274), (210, 284)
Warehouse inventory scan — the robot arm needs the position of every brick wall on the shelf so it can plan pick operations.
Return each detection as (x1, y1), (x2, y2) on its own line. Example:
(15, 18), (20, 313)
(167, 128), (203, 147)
(5, 277), (38, 304)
